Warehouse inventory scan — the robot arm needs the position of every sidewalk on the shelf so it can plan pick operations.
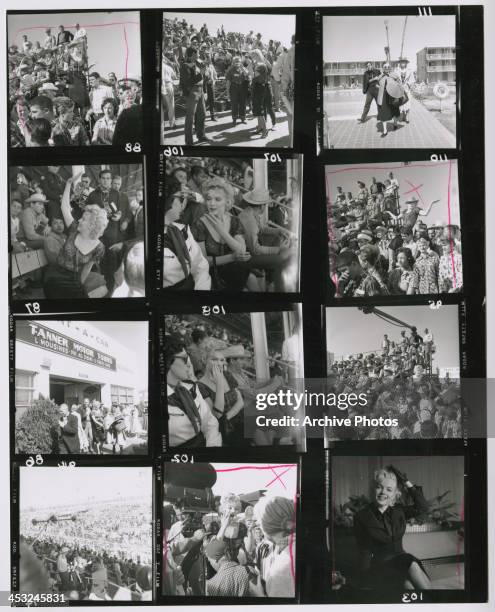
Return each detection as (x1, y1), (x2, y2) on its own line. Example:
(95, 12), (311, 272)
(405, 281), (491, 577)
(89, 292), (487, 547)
(325, 90), (456, 149)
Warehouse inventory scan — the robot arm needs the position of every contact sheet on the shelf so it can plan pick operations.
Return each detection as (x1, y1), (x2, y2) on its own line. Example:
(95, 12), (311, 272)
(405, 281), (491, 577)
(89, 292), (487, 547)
(5, 3), (487, 608)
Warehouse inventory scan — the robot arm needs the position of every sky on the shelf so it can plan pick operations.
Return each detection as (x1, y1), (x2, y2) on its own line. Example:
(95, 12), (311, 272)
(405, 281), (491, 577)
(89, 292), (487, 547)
(323, 15), (456, 70)
(325, 160), (460, 226)
(164, 12), (295, 48)
(20, 467), (151, 511)
(211, 463), (298, 499)
(91, 321), (149, 390)
(326, 305), (459, 369)
(8, 11), (141, 79)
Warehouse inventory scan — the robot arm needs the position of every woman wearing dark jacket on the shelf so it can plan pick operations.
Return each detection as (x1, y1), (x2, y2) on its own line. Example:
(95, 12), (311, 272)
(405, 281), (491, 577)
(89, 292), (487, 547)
(353, 465), (431, 590)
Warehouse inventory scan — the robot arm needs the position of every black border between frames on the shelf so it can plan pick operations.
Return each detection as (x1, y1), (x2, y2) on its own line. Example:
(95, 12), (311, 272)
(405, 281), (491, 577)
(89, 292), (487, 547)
(157, 301), (305, 455)
(315, 5), (461, 155)
(9, 312), (155, 462)
(155, 151), (304, 299)
(5, 4), (488, 607)
(325, 440), (487, 604)
(8, 154), (150, 315)
(156, 454), (303, 605)
(11, 460), (157, 604)
(6, 9), (151, 157)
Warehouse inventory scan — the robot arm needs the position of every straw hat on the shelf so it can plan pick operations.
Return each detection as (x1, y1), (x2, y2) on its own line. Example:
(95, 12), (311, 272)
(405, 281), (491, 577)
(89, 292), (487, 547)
(242, 188), (271, 206)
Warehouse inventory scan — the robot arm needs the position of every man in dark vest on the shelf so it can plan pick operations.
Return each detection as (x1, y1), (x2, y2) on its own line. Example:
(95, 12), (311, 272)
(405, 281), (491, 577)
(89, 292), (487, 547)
(58, 403), (80, 454)
(358, 62), (381, 123)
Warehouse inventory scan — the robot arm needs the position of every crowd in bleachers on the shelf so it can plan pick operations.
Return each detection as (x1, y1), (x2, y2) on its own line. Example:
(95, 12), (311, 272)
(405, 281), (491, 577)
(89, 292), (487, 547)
(327, 327), (462, 440)
(162, 16), (294, 144)
(21, 501), (152, 600)
(10, 166), (145, 299)
(327, 172), (463, 297)
(165, 314), (301, 447)
(9, 24), (142, 147)
(164, 491), (295, 597)
(163, 158), (299, 292)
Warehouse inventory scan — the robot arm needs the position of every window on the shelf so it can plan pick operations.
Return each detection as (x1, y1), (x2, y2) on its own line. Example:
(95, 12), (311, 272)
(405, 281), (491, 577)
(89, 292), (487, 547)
(111, 385), (135, 408)
(15, 370), (35, 407)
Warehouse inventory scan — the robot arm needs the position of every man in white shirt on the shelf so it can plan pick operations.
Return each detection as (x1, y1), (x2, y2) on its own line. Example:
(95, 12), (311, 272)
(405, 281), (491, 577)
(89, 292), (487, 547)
(73, 23), (87, 40)
(166, 337), (221, 447)
(86, 72), (116, 122)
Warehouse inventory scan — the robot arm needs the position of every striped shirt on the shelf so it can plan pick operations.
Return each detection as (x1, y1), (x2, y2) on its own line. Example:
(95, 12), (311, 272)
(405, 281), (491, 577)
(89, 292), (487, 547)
(206, 561), (250, 597)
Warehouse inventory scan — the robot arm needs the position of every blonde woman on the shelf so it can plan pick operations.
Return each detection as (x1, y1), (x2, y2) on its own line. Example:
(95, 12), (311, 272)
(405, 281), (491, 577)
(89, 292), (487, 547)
(191, 177), (259, 291)
(198, 348), (245, 446)
(353, 465), (431, 590)
(250, 496), (296, 598)
(44, 172), (108, 298)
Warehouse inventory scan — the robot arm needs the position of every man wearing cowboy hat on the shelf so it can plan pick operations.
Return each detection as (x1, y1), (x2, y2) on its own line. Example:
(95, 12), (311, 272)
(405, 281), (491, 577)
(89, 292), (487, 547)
(385, 196), (440, 232)
(38, 82), (59, 99)
(238, 188), (294, 292)
(18, 193), (50, 249)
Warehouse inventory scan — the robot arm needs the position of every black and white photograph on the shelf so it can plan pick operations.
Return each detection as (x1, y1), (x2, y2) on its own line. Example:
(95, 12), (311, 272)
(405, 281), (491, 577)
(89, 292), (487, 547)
(8, 11), (142, 148)
(18, 466), (153, 601)
(164, 307), (304, 449)
(10, 163), (145, 300)
(325, 305), (461, 441)
(162, 155), (301, 293)
(162, 12), (295, 147)
(162, 462), (297, 598)
(329, 455), (465, 595)
(14, 319), (149, 455)
(326, 160), (462, 298)
(322, 15), (457, 148)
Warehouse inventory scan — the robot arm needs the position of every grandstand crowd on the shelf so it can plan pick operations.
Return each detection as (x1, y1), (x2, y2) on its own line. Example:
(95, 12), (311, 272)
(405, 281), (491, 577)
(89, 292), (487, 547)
(162, 15), (295, 144)
(327, 172), (463, 297)
(9, 23), (142, 147)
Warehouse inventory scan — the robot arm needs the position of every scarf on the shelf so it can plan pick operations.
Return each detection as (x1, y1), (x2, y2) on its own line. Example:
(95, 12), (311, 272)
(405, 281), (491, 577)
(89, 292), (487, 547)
(164, 224), (192, 280)
(169, 383), (201, 434)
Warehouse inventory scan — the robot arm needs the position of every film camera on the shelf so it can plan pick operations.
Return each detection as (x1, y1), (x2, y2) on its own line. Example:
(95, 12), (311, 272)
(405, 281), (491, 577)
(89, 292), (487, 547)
(163, 463), (219, 538)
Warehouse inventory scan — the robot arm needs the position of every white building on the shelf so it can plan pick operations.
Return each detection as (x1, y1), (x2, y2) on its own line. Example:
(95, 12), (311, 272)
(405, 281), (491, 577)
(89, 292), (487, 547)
(15, 320), (147, 416)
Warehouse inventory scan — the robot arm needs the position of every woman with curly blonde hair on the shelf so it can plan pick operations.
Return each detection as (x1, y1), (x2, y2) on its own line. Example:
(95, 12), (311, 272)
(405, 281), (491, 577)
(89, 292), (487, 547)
(353, 465), (431, 591)
(191, 177), (259, 291)
(44, 171), (108, 298)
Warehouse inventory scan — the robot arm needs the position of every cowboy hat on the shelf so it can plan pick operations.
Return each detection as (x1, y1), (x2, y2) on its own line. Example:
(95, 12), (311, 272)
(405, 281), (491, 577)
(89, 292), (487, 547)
(404, 197), (419, 205)
(25, 193), (47, 204)
(39, 82), (59, 92)
(242, 188), (271, 206)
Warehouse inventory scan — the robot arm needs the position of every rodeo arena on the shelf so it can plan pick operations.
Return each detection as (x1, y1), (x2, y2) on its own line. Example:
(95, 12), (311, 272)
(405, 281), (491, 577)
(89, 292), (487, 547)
(163, 156), (301, 292)
(326, 306), (462, 441)
(326, 168), (463, 298)
(8, 14), (142, 147)
(19, 468), (152, 601)
(161, 14), (295, 147)
(323, 15), (457, 149)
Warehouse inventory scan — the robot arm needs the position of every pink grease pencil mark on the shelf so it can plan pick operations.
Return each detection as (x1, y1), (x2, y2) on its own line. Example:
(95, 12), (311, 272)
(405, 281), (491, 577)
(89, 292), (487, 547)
(265, 466), (294, 490)
(288, 493), (297, 588)
(403, 181), (424, 196)
(215, 464), (296, 473)
(447, 159), (457, 288)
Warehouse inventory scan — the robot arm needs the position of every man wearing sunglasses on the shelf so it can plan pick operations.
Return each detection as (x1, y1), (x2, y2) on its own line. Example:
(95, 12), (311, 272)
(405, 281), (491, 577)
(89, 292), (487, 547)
(166, 336), (222, 447)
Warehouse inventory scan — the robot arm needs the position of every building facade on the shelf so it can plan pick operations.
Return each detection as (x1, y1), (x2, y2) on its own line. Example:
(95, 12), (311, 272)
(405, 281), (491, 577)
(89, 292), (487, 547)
(15, 320), (147, 417)
(416, 47), (456, 84)
(323, 60), (385, 88)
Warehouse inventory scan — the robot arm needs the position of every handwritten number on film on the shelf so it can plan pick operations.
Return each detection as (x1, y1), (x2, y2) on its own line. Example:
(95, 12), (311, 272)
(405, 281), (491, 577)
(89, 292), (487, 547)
(25, 302), (40, 314)
(125, 143), (142, 153)
(164, 146), (184, 157)
(202, 305), (226, 316)
(402, 592), (424, 602)
(25, 455), (43, 467)
(418, 7), (433, 16)
(171, 454), (194, 463)
(430, 154), (448, 162)
(429, 300), (442, 310)
(264, 153), (282, 162)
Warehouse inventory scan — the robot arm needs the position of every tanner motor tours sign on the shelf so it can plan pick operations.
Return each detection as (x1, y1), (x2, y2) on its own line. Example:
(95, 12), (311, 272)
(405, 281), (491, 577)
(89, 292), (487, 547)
(17, 321), (117, 371)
